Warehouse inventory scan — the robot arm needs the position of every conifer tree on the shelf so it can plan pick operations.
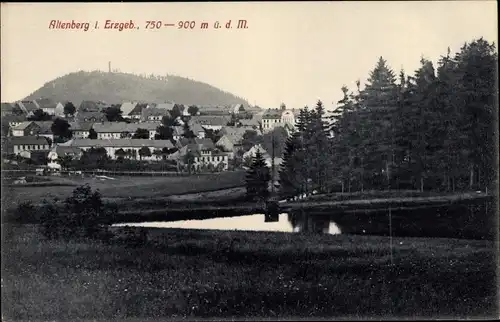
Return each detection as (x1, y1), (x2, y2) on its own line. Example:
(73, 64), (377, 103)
(245, 150), (271, 201)
(279, 132), (305, 198)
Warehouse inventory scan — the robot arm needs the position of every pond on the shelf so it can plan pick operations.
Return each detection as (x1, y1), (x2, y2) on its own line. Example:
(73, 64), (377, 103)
(112, 196), (496, 240)
(114, 213), (343, 235)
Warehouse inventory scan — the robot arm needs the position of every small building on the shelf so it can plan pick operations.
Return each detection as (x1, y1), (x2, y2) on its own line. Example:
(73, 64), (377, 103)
(35, 98), (58, 115)
(62, 138), (175, 161)
(75, 111), (106, 123)
(69, 122), (94, 139)
(174, 140), (230, 171)
(47, 145), (83, 169)
(120, 102), (138, 119)
(141, 107), (170, 122)
(16, 101), (39, 117)
(189, 115), (231, 131)
(11, 121), (42, 137)
(1, 103), (17, 116)
(128, 103), (149, 120)
(93, 121), (160, 140)
(2, 114), (27, 129)
(7, 136), (52, 155)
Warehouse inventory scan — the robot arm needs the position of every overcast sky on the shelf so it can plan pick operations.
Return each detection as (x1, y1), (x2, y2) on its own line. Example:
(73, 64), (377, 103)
(1, 2), (497, 109)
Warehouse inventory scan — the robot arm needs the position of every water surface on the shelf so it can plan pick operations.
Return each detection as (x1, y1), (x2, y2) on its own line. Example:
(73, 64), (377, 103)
(114, 213), (342, 235)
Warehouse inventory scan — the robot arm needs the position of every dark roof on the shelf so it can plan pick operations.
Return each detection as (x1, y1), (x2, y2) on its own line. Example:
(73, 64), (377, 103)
(7, 136), (50, 146)
(35, 98), (57, 109)
(129, 104), (148, 116)
(75, 111), (106, 122)
(69, 122), (94, 131)
(190, 115), (231, 126)
(2, 114), (27, 123)
(141, 107), (170, 120)
(19, 101), (39, 112)
(51, 145), (83, 156)
(64, 138), (175, 149)
(1, 103), (16, 113)
(79, 101), (101, 111)
(262, 109), (282, 119)
(33, 121), (53, 134)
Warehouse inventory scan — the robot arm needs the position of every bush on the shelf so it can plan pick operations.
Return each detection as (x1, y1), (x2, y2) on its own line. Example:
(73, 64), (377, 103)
(39, 184), (115, 241)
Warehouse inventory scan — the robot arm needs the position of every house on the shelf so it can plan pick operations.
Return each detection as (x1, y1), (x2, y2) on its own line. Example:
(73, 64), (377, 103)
(172, 123), (206, 141)
(10, 121), (53, 140)
(54, 102), (66, 117)
(219, 126), (256, 144)
(79, 101), (105, 112)
(189, 115), (231, 131)
(141, 107), (170, 122)
(75, 111), (107, 123)
(197, 105), (234, 116)
(11, 121), (42, 137)
(47, 145), (83, 169)
(261, 109), (283, 132)
(190, 122), (205, 139)
(7, 136), (52, 155)
(120, 102), (138, 119)
(174, 139), (229, 171)
(260, 108), (299, 133)
(243, 143), (283, 168)
(280, 109), (298, 128)
(3, 114), (27, 129)
(92, 122), (160, 140)
(16, 101), (39, 116)
(155, 102), (175, 111)
(215, 135), (236, 158)
(127, 103), (149, 120)
(69, 122), (94, 138)
(33, 121), (55, 141)
(238, 118), (260, 129)
(62, 138), (175, 161)
(1, 103), (17, 116)
(35, 98), (58, 115)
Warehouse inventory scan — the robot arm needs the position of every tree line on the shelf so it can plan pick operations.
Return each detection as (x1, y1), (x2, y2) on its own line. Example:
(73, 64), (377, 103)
(279, 38), (497, 198)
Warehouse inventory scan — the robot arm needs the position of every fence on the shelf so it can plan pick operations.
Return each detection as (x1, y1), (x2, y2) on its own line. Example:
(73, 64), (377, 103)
(1, 169), (244, 177)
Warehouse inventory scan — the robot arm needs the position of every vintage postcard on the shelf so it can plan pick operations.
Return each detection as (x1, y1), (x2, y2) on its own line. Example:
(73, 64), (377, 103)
(1, 1), (498, 321)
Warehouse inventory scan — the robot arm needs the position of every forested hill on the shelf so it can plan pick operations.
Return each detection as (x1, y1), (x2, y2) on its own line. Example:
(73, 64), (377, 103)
(24, 71), (249, 106)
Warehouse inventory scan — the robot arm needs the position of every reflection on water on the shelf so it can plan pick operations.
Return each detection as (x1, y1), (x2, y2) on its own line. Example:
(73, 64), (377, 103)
(114, 213), (342, 235)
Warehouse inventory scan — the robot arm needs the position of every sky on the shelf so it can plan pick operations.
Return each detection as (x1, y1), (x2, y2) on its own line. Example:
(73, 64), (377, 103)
(1, 2), (497, 110)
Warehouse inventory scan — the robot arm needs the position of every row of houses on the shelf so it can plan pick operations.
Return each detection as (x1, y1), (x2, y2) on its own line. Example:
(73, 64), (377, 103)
(1, 99), (66, 117)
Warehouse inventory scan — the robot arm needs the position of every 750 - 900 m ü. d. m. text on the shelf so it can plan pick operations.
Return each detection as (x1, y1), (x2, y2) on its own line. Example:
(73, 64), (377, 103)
(48, 19), (249, 31)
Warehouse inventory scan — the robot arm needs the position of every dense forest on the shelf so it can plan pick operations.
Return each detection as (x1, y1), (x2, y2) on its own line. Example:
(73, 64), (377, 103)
(24, 71), (249, 107)
(280, 38), (498, 197)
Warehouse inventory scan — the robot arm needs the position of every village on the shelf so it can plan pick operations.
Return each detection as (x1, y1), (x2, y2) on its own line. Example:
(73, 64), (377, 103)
(1, 98), (330, 177)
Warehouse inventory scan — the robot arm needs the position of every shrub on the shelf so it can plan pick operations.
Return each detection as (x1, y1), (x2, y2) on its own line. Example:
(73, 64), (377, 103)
(39, 184), (115, 241)
(12, 201), (38, 224)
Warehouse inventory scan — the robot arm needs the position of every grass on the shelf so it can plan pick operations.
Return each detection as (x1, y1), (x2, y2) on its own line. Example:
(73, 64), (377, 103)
(3, 171), (246, 209)
(2, 224), (498, 320)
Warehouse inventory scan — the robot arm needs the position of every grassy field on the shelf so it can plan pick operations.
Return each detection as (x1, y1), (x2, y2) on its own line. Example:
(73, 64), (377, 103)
(3, 171), (246, 209)
(2, 225), (498, 320)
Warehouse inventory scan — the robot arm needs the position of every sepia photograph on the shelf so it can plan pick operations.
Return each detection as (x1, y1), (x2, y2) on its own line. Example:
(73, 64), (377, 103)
(1, 1), (499, 320)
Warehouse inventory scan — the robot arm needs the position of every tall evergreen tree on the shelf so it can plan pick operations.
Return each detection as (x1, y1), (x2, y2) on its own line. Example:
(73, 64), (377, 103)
(279, 132), (305, 198)
(245, 150), (271, 202)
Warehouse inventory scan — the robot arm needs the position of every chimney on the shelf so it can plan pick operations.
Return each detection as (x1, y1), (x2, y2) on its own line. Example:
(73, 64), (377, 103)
(108, 61), (111, 73)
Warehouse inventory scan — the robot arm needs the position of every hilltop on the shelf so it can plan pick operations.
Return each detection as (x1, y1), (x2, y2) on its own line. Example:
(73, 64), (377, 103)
(24, 71), (249, 107)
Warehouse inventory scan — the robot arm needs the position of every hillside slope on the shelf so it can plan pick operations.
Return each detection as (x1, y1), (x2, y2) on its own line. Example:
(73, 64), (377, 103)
(24, 71), (249, 106)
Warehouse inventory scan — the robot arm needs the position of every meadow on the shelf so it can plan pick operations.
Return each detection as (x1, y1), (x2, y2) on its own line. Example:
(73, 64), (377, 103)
(4, 171), (247, 209)
(1, 224), (498, 320)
